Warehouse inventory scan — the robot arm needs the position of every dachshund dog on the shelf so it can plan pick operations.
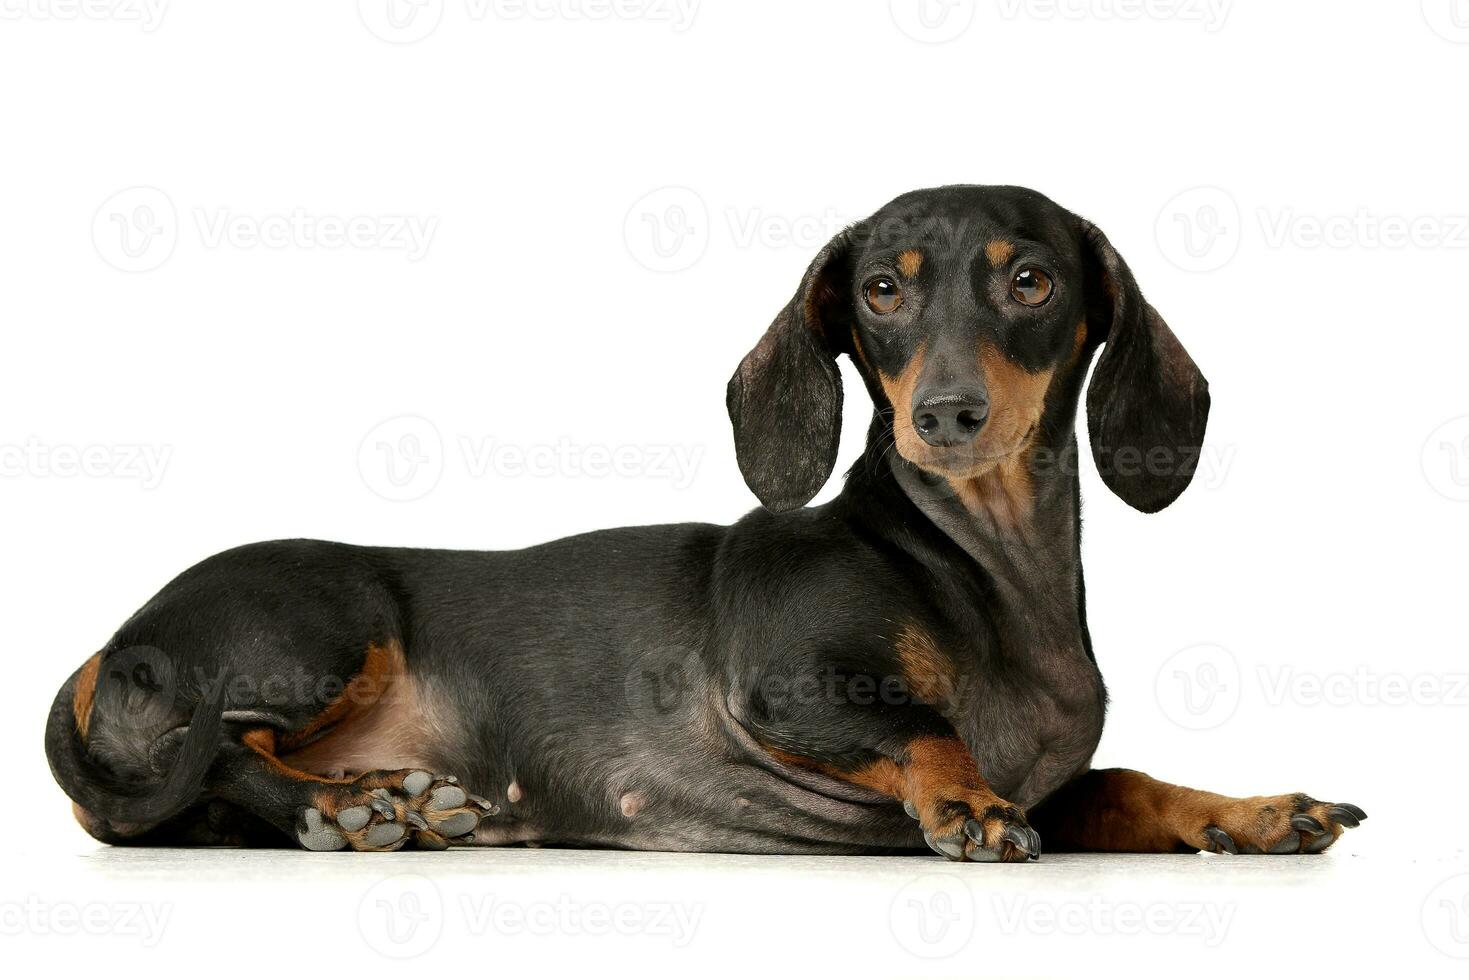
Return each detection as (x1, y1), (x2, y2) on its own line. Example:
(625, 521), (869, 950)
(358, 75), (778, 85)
(47, 185), (1366, 860)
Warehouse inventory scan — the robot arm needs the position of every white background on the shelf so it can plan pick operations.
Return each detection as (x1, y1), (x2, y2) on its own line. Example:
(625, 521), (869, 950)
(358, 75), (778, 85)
(4, 1), (1468, 975)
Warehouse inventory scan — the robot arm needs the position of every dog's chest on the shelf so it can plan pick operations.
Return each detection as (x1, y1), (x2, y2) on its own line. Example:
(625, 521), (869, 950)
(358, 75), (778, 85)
(942, 606), (1106, 809)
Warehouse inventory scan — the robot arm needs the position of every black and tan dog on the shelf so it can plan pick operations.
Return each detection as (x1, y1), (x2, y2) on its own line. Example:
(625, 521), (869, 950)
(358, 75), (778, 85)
(47, 185), (1365, 860)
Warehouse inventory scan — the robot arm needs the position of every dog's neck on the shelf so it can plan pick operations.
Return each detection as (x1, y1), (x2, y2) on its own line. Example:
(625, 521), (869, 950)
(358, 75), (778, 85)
(844, 412), (1088, 644)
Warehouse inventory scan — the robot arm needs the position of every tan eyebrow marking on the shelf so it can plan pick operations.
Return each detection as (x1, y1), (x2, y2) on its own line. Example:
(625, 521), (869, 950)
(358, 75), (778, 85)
(896, 249), (923, 278)
(985, 240), (1015, 266)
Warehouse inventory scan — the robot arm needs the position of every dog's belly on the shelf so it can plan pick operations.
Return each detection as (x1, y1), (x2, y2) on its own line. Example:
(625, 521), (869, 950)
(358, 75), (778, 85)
(463, 763), (922, 854)
(347, 679), (916, 854)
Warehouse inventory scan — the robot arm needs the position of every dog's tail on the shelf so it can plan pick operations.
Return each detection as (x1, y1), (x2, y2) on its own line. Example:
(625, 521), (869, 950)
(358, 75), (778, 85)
(45, 658), (227, 829)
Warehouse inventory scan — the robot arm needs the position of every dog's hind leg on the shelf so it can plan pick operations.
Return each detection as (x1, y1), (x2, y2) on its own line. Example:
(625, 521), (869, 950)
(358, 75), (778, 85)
(206, 639), (499, 851)
(52, 633), (497, 851)
(210, 732), (497, 851)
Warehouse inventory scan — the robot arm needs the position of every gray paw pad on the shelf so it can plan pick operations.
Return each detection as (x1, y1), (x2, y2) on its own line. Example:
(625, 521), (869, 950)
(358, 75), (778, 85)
(295, 771), (492, 852)
(365, 822), (406, 847)
(336, 805), (373, 833)
(403, 770), (434, 797)
(298, 807), (348, 851)
(431, 811), (479, 838)
(429, 785), (468, 810)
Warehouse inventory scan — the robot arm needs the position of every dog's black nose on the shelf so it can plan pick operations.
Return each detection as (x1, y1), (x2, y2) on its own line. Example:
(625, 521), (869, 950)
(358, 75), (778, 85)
(913, 391), (988, 447)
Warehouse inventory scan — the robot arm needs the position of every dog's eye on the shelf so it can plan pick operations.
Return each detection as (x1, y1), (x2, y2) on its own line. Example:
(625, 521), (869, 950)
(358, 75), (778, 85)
(1010, 269), (1053, 307)
(865, 278), (903, 315)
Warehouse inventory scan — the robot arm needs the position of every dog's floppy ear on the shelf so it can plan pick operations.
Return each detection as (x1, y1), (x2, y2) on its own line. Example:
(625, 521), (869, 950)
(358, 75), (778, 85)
(727, 232), (852, 513)
(1081, 220), (1210, 513)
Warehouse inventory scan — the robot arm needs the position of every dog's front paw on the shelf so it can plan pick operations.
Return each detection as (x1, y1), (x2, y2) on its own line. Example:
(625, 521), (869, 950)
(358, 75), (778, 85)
(905, 792), (1040, 863)
(1194, 794), (1366, 855)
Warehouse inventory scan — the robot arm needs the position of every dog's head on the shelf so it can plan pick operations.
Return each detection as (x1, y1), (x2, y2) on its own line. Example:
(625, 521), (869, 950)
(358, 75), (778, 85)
(728, 185), (1209, 514)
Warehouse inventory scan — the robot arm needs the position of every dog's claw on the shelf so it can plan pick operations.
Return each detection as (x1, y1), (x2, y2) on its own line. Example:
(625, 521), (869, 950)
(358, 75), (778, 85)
(903, 800), (919, 820)
(1001, 824), (1039, 859)
(1327, 804), (1363, 828)
(404, 810), (429, 830)
(416, 829), (450, 850)
(950, 814), (1039, 861)
(1291, 814), (1325, 835)
(1204, 826), (1238, 854)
